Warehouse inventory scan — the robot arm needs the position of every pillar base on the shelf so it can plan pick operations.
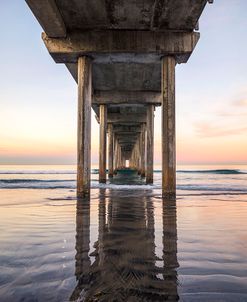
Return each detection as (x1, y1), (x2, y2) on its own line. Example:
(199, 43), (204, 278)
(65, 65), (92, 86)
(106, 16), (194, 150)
(141, 172), (146, 178)
(146, 178), (153, 184)
(99, 179), (106, 184)
(162, 192), (176, 200)
(77, 190), (90, 199)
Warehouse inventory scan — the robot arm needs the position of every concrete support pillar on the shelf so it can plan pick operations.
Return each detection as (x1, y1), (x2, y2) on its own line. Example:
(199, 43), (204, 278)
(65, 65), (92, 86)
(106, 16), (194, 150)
(99, 105), (107, 183)
(137, 137), (141, 174)
(140, 124), (146, 177)
(132, 145), (135, 169)
(136, 143), (139, 171)
(129, 151), (133, 168)
(162, 56), (176, 199)
(116, 142), (120, 170)
(132, 145), (137, 170)
(113, 137), (118, 174)
(121, 153), (125, 168)
(131, 146), (136, 169)
(77, 57), (92, 197)
(146, 105), (154, 184)
(108, 124), (114, 178)
(118, 146), (122, 168)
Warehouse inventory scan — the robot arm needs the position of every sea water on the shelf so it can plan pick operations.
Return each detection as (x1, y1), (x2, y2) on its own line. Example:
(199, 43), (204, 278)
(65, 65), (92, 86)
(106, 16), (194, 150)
(0, 165), (247, 301)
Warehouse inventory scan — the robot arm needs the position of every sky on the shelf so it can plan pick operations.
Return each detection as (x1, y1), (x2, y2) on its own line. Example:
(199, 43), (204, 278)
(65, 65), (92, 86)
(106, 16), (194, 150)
(0, 1), (247, 165)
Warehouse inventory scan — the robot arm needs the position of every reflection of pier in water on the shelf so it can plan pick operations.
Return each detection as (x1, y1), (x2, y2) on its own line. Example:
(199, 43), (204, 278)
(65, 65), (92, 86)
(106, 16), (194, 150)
(71, 192), (179, 301)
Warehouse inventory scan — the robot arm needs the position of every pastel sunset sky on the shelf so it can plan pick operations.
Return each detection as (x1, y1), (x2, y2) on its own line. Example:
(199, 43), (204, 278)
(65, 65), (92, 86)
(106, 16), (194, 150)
(0, 1), (247, 165)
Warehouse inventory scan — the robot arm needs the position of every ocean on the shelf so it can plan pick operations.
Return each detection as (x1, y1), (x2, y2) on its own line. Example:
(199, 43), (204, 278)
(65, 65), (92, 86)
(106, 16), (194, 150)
(0, 165), (247, 301)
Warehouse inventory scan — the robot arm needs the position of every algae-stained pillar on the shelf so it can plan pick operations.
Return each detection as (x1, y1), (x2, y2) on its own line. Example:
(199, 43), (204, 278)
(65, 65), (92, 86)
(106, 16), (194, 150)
(99, 105), (107, 183)
(108, 124), (114, 178)
(146, 105), (154, 184)
(162, 57), (176, 199)
(77, 57), (92, 197)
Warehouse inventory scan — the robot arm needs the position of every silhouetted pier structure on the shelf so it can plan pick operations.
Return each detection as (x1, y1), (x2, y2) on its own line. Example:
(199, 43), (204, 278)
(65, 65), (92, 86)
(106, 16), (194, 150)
(26, 0), (213, 199)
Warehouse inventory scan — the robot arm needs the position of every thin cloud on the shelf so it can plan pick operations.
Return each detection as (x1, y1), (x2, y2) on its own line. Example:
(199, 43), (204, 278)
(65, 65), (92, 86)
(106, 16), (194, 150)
(232, 99), (247, 107)
(215, 96), (247, 117)
(194, 122), (247, 138)
(217, 111), (247, 117)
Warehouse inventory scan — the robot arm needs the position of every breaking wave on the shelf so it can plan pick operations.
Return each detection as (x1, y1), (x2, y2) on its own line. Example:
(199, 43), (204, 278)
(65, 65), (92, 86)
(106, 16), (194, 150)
(1, 179), (247, 194)
(0, 169), (246, 175)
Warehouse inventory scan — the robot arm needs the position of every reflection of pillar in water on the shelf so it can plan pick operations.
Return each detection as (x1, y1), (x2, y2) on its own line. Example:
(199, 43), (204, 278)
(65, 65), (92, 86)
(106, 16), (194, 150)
(70, 199), (90, 301)
(75, 199), (90, 279)
(146, 195), (155, 264)
(98, 189), (106, 267)
(162, 199), (179, 300)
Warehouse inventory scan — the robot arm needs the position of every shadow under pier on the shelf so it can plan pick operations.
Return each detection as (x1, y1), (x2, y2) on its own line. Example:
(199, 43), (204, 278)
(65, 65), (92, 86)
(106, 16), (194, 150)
(108, 168), (146, 186)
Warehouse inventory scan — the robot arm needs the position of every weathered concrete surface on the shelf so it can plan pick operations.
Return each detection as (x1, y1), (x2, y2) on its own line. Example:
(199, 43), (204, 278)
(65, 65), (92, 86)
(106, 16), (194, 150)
(42, 31), (200, 64)
(77, 57), (92, 197)
(27, 0), (207, 33)
(92, 63), (161, 91)
(26, 0), (66, 38)
(93, 91), (161, 105)
(146, 105), (154, 184)
(140, 124), (146, 177)
(108, 124), (114, 178)
(107, 113), (147, 124)
(66, 62), (162, 92)
(99, 105), (107, 183)
(113, 125), (142, 133)
(162, 56), (176, 199)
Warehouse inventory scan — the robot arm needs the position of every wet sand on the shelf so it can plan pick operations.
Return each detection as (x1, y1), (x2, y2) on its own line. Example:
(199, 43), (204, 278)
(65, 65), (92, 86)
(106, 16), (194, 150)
(0, 181), (247, 301)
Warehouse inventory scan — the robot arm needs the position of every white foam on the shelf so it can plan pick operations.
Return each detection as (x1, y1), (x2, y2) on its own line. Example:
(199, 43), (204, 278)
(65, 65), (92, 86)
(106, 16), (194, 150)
(91, 182), (156, 190)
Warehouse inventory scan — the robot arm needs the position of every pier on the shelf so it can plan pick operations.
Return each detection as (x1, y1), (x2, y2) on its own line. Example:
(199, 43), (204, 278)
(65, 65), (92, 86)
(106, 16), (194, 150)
(26, 0), (213, 199)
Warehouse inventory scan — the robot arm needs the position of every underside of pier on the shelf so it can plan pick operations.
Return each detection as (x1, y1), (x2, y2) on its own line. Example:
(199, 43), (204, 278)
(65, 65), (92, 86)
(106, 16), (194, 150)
(26, 0), (212, 199)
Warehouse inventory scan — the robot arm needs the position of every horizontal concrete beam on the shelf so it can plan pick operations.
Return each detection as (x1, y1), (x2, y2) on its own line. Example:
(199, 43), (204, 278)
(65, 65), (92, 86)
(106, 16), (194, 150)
(107, 113), (146, 123)
(114, 132), (140, 136)
(26, 0), (66, 38)
(116, 137), (138, 142)
(107, 113), (146, 125)
(43, 30), (200, 63)
(121, 149), (133, 153)
(112, 125), (142, 132)
(118, 142), (134, 146)
(118, 137), (137, 141)
(118, 140), (137, 145)
(93, 91), (161, 105)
